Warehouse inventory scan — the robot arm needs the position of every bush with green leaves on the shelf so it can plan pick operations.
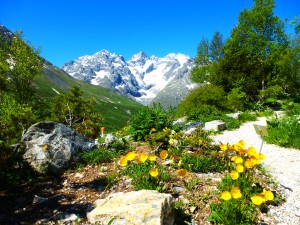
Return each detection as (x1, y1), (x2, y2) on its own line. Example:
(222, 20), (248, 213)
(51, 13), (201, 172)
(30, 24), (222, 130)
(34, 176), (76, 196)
(129, 103), (172, 141)
(177, 84), (227, 120)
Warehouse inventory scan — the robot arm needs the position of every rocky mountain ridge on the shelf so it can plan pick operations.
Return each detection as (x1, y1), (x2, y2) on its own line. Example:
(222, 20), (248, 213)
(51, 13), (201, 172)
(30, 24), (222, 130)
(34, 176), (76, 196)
(62, 50), (196, 107)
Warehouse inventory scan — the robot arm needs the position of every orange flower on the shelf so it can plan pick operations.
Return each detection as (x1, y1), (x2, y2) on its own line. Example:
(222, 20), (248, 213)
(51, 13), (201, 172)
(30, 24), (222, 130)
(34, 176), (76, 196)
(150, 127), (156, 131)
(149, 168), (159, 177)
(137, 153), (148, 163)
(244, 159), (255, 169)
(101, 127), (105, 132)
(177, 169), (187, 177)
(160, 150), (168, 159)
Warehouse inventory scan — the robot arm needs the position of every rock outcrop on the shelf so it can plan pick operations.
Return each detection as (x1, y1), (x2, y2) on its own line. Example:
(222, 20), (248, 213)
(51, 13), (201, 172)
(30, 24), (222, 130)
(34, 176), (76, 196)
(22, 121), (96, 174)
(87, 190), (175, 225)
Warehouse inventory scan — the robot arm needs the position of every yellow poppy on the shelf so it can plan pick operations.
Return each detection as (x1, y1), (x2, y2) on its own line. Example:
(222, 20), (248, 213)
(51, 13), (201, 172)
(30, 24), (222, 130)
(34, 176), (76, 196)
(149, 168), (159, 177)
(261, 189), (274, 201)
(231, 187), (242, 199)
(101, 127), (105, 132)
(259, 153), (266, 160)
(42, 144), (48, 151)
(230, 170), (239, 180)
(251, 195), (264, 205)
(148, 155), (157, 161)
(119, 156), (128, 167)
(244, 159), (255, 169)
(234, 156), (243, 164)
(236, 164), (244, 173)
(219, 144), (228, 151)
(220, 191), (231, 201)
(177, 169), (187, 177)
(125, 151), (136, 161)
(137, 153), (148, 163)
(160, 150), (168, 159)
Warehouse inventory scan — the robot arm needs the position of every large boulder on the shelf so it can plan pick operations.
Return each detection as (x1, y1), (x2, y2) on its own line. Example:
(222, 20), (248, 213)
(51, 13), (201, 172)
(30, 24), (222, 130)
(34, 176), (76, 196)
(87, 190), (175, 225)
(22, 121), (96, 174)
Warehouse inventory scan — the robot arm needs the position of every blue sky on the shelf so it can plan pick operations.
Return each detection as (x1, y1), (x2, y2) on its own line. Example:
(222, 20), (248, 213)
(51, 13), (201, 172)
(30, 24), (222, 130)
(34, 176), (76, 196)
(1, 0), (299, 67)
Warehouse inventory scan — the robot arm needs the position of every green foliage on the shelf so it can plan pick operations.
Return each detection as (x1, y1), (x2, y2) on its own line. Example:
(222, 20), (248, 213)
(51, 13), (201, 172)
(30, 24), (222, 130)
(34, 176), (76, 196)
(120, 154), (172, 192)
(79, 149), (119, 165)
(265, 105), (300, 149)
(226, 87), (248, 111)
(3, 31), (42, 104)
(51, 85), (103, 138)
(129, 103), (172, 141)
(180, 149), (225, 173)
(145, 127), (172, 148)
(177, 84), (226, 120)
(191, 32), (224, 83)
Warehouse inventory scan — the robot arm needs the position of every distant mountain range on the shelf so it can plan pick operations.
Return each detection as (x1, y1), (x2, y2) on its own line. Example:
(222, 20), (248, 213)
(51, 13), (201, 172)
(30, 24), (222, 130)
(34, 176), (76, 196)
(62, 50), (197, 108)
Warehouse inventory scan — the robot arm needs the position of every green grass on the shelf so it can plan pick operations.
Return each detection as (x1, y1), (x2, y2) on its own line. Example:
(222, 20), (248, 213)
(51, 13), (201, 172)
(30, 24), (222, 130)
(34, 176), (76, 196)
(34, 62), (143, 131)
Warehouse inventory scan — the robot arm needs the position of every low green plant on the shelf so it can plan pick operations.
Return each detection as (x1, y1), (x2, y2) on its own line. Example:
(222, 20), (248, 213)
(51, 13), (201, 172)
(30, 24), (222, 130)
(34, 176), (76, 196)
(119, 151), (173, 192)
(79, 148), (119, 165)
(265, 104), (300, 149)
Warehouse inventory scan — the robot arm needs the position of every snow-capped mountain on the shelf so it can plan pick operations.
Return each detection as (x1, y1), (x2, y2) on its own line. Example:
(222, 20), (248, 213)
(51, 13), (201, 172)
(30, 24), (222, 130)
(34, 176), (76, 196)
(62, 50), (196, 106)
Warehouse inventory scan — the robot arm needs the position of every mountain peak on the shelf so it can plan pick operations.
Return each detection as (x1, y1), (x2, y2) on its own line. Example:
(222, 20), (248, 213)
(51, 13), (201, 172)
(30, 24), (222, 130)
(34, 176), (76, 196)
(129, 51), (148, 62)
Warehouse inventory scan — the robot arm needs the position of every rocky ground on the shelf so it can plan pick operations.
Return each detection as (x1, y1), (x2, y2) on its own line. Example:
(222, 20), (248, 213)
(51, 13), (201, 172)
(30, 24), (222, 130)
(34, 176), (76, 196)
(1, 118), (299, 225)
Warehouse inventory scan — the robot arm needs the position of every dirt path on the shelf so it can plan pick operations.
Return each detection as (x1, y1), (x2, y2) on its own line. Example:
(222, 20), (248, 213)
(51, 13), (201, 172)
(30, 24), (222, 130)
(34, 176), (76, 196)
(210, 117), (300, 225)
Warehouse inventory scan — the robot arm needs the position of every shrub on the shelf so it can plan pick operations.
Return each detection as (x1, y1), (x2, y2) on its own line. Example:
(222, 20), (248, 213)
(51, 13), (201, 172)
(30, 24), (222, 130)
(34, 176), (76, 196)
(226, 87), (248, 111)
(177, 84), (226, 119)
(79, 148), (120, 165)
(129, 103), (172, 141)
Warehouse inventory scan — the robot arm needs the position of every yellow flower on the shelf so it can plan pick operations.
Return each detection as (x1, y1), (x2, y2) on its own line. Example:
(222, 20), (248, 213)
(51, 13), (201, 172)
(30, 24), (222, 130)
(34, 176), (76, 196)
(220, 191), (231, 201)
(177, 169), (187, 177)
(160, 150), (168, 159)
(231, 187), (242, 199)
(148, 155), (157, 162)
(247, 147), (259, 158)
(244, 159), (255, 169)
(137, 153), (148, 163)
(260, 189), (274, 201)
(234, 156), (243, 164)
(219, 144), (228, 151)
(149, 168), (159, 177)
(42, 144), (48, 151)
(125, 151), (136, 161)
(251, 195), (264, 205)
(231, 155), (238, 162)
(230, 170), (239, 180)
(236, 164), (244, 173)
(233, 140), (246, 152)
(101, 127), (105, 132)
(259, 153), (266, 160)
(119, 156), (128, 166)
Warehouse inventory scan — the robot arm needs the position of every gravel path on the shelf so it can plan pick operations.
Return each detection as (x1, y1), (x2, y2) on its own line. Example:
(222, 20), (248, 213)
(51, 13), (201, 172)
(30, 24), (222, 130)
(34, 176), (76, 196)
(210, 117), (300, 225)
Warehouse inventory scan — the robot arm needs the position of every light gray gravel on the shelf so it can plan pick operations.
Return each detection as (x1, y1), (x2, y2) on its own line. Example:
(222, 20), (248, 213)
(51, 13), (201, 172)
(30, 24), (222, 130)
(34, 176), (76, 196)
(210, 117), (300, 225)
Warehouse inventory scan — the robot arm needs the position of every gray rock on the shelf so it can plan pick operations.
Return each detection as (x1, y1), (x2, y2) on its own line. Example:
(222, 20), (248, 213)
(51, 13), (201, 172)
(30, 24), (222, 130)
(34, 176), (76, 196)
(87, 190), (174, 225)
(22, 121), (96, 174)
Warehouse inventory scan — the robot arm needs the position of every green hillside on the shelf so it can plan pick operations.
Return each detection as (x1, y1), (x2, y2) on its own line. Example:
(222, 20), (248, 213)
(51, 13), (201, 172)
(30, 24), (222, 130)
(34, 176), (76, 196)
(34, 61), (144, 131)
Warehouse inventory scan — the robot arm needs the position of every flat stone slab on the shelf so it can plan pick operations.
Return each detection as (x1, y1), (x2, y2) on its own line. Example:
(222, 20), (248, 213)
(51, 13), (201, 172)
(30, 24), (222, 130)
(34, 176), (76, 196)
(204, 120), (226, 131)
(87, 190), (174, 225)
